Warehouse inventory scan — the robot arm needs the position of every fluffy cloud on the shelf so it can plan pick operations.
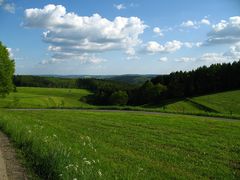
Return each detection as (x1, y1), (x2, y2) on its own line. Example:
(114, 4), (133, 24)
(0, 0), (15, 13)
(206, 16), (240, 45)
(175, 57), (195, 62)
(223, 43), (240, 59)
(159, 57), (168, 62)
(181, 18), (211, 29)
(24, 4), (147, 63)
(175, 53), (230, 64)
(153, 27), (164, 37)
(114, 4), (126, 10)
(41, 53), (106, 65)
(181, 20), (195, 28)
(198, 53), (227, 62)
(200, 18), (210, 25)
(145, 40), (183, 53)
(184, 42), (202, 48)
(176, 43), (240, 64)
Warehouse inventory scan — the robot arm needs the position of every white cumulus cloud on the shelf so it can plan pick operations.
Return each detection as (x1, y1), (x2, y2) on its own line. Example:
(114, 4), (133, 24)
(181, 20), (195, 28)
(184, 42), (202, 48)
(200, 43), (240, 62)
(153, 27), (164, 37)
(200, 18), (211, 25)
(175, 57), (195, 62)
(180, 17), (211, 29)
(159, 57), (168, 62)
(41, 53), (106, 65)
(24, 4), (147, 64)
(175, 42), (240, 64)
(199, 53), (228, 62)
(145, 40), (183, 54)
(206, 16), (240, 45)
(223, 42), (240, 59)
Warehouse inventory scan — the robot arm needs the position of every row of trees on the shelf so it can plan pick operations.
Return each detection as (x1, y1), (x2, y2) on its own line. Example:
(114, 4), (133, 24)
(76, 79), (167, 106)
(3, 39), (239, 107)
(82, 60), (240, 106)
(152, 61), (240, 98)
(11, 60), (240, 106)
(13, 75), (77, 88)
(76, 78), (135, 105)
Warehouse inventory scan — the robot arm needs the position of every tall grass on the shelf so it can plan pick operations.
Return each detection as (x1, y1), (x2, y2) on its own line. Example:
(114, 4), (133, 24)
(0, 109), (239, 179)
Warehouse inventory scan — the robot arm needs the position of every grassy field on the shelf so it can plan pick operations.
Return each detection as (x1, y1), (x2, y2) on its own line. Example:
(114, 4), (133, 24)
(192, 90), (240, 114)
(1, 87), (240, 119)
(0, 87), (93, 108)
(156, 90), (240, 115)
(0, 109), (239, 179)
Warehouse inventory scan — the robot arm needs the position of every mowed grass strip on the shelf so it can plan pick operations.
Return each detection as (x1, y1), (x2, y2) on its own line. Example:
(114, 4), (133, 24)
(0, 109), (239, 179)
(0, 87), (93, 108)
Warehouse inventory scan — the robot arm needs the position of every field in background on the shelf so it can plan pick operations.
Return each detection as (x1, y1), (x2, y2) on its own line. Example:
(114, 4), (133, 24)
(0, 109), (239, 179)
(0, 87), (240, 119)
(0, 87), (93, 108)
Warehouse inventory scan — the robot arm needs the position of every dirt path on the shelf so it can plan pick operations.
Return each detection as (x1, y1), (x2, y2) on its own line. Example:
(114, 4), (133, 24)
(0, 131), (28, 180)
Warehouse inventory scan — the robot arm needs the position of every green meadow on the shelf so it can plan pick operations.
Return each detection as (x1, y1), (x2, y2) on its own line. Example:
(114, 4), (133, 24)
(0, 87), (93, 108)
(0, 109), (239, 179)
(156, 90), (240, 116)
(1, 87), (240, 118)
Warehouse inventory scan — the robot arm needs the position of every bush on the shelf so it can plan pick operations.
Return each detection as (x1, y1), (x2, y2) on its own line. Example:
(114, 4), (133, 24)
(109, 91), (128, 105)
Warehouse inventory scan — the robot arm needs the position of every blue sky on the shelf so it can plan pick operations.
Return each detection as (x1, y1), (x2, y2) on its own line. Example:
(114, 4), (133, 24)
(0, 0), (240, 75)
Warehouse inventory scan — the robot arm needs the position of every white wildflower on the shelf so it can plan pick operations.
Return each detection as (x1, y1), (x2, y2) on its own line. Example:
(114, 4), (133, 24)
(85, 161), (91, 165)
(98, 169), (102, 177)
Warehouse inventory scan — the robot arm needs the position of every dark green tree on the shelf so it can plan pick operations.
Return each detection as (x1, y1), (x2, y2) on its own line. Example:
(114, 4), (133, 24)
(0, 42), (15, 97)
(109, 91), (128, 105)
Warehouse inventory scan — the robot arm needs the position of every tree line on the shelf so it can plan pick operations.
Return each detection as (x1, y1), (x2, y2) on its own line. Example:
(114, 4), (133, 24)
(83, 60), (240, 106)
(10, 59), (240, 106)
(151, 60), (240, 99)
(14, 75), (77, 88)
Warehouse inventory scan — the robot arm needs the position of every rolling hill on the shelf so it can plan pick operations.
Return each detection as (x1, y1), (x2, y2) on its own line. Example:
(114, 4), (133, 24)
(157, 90), (240, 115)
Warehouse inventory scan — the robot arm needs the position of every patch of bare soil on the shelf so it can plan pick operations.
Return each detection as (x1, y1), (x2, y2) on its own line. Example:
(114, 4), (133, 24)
(0, 131), (28, 180)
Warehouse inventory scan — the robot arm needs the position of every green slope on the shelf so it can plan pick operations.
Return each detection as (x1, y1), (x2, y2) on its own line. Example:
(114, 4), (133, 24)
(0, 109), (239, 179)
(159, 90), (240, 115)
(0, 87), (93, 108)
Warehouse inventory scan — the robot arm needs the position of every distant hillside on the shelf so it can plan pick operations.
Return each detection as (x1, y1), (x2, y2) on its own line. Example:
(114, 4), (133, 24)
(106, 75), (157, 85)
(14, 74), (158, 87)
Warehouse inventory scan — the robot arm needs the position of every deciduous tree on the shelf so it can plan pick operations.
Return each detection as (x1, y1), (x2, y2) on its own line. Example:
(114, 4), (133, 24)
(0, 42), (15, 97)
